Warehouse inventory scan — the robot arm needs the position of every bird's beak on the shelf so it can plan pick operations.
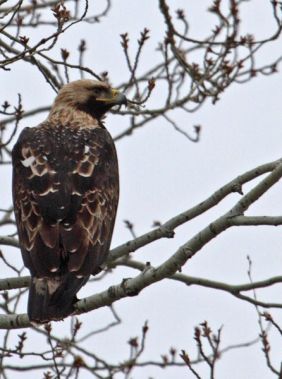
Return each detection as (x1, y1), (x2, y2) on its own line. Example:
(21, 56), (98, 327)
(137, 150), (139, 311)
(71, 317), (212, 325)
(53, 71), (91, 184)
(110, 89), (127, 106)
(96, 89), (127, 107)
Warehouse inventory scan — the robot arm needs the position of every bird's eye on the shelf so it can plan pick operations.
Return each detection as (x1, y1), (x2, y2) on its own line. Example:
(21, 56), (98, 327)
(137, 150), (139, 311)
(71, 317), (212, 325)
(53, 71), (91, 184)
(92, 87), (104, 97)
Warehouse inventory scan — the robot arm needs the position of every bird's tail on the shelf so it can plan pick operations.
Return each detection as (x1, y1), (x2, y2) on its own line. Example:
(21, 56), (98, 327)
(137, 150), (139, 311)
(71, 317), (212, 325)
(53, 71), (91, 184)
(28, 274), (88, 323)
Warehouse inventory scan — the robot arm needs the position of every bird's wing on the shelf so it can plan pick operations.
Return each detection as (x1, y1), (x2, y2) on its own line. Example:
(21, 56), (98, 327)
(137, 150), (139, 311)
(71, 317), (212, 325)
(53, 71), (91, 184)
(12, 124), (119, 277)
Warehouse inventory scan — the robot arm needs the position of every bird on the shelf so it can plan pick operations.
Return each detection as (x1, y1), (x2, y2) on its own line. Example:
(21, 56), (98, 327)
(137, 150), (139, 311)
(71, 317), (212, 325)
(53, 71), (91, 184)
(12, 79), (127, 323)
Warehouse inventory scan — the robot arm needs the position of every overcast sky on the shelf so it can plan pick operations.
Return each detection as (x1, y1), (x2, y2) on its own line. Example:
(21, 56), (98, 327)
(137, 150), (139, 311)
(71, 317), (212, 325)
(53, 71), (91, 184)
(1, 1), (282, 378)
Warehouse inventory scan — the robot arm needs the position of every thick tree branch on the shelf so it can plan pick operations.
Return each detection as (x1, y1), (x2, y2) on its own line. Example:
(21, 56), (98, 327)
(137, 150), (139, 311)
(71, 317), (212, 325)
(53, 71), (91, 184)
(0, 276), (30, 291)
(0, 236), (19, 248)
(230, 215), (282, 226)
(115, 259), (282, 309)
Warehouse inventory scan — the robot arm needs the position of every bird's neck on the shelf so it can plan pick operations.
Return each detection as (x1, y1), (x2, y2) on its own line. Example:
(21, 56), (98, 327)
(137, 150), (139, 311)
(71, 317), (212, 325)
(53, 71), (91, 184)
(47, 105), (101, 129)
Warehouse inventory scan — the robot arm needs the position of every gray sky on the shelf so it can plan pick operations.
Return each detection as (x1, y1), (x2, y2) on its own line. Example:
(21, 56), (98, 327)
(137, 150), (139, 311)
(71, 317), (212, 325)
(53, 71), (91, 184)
(1, 1), (282, 378)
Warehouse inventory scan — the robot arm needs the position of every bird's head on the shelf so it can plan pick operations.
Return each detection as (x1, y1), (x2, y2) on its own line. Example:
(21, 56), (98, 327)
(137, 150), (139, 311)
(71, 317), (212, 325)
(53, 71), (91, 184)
(51, 79), (127, 120)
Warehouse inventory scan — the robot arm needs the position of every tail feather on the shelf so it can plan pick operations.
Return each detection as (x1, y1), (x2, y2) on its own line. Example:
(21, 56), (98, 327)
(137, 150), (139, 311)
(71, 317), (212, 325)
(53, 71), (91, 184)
(28, 274), (89, 323)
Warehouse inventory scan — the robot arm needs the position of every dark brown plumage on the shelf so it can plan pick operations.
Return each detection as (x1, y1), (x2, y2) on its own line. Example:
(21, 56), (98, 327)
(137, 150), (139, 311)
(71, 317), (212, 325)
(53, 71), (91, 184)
(12, 80), (126, 323)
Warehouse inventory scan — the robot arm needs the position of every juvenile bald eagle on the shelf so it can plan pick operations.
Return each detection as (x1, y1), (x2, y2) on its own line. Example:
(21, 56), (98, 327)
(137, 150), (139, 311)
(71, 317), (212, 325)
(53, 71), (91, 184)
(12, 80), (126, 323)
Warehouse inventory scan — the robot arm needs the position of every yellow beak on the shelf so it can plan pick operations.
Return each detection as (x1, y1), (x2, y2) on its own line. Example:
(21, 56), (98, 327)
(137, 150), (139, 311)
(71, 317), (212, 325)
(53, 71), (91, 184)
(96, 89), (127, 106)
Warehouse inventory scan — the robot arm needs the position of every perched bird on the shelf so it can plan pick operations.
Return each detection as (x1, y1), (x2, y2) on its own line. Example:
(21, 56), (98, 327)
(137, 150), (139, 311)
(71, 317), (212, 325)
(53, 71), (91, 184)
(12, 79), (126, 323)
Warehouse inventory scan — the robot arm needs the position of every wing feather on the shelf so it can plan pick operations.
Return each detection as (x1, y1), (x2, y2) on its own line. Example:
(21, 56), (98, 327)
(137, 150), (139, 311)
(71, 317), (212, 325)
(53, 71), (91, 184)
(12, 123), (119, 277)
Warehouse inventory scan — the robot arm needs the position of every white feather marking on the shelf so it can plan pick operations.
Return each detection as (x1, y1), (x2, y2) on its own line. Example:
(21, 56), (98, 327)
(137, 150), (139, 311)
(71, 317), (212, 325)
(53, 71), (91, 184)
(78, 172), (92, 177)
(31, 165), (48, 176)
(72, 190), (82, 195)
(38, 187), (59, 196)
(69, 267), (80, 272)
(21, 156), (36, 167)
(84, 145), (90, 154)
(50, 267), (59, 272)
(63, 223), (72, 231)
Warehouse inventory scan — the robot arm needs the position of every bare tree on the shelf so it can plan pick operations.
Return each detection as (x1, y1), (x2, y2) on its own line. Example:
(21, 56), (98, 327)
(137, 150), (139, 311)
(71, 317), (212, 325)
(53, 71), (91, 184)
(0, 1), (282, 378)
